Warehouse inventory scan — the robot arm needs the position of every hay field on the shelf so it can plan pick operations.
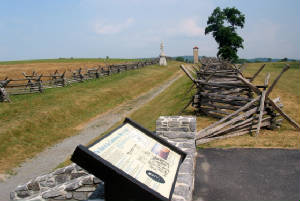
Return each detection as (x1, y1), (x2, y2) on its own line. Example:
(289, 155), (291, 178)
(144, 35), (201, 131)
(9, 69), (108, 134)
(0, 58), (137, 80)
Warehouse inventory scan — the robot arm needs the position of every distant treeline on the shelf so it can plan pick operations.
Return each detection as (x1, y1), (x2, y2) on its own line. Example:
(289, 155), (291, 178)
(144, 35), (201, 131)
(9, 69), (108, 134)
(173, 56), (299, 64)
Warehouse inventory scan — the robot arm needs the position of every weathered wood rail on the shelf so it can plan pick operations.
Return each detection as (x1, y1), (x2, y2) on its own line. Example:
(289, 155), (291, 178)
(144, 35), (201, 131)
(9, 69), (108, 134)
(181, 60), (254, 119)
(4, 72), (43, 95)
(0, 59), (158, 102)
(180, 57), (299, 144)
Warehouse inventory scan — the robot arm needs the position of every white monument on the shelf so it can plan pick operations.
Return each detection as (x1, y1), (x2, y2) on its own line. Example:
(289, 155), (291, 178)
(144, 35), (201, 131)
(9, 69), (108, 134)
(159, 41), (167, 66)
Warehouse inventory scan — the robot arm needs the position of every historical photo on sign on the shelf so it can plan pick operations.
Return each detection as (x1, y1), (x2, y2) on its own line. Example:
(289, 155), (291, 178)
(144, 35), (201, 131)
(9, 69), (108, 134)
(89, 123), (181, 198)
(151, 143), (170, 160)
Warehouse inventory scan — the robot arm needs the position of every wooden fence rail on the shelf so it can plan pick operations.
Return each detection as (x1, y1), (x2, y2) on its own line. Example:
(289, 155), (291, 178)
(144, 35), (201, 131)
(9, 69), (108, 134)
(0, 59), (158, 102)
(180, 57), (299, 144)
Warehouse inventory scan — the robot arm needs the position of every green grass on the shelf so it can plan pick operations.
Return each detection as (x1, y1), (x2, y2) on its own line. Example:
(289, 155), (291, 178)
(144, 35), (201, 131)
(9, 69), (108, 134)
(0, 58), (141, 65)
(128, 75), (193, 131)
(3, 61), (299, 173)
(56, 62), (300, 169)
(83, 74), (193, 145)
(88, 61), (300, 150)
(0, 61), (180, 173)
(244, 62), (300, 95)
(55, 74), (193, 170)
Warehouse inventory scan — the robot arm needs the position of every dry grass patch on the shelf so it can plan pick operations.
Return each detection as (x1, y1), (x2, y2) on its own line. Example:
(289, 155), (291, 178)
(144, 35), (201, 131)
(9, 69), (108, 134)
(199, 129), (300, 149)
(0, 58), (137, 79)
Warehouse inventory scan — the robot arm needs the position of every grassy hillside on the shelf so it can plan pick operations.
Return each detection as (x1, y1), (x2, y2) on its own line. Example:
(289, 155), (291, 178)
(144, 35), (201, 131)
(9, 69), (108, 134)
(93, 62), (300, 149)
(2, 61), (299, 173)
(0, 61), (180, 174)
(58, 61), (300, 169)
(129, 75), (192, 131)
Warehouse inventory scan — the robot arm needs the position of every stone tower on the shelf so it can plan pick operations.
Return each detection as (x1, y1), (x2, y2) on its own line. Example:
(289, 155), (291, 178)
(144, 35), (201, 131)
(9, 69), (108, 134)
(193, 46), (199, 64)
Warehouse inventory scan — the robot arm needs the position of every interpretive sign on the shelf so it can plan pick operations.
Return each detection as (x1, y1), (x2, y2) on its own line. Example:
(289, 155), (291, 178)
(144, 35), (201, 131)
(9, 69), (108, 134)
(71, 118), (186, 201)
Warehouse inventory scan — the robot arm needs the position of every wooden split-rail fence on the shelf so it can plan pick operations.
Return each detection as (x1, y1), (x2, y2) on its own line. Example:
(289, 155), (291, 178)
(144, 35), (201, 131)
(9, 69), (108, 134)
(180, 58), (299, 144)
(0, 60), (158, 102)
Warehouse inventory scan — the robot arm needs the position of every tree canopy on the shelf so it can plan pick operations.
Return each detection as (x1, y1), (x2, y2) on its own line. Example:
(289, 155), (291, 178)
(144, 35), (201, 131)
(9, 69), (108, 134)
(205, 7), (245, 61)
(281, 57), (288, 62)
(175, 56), (185, 62)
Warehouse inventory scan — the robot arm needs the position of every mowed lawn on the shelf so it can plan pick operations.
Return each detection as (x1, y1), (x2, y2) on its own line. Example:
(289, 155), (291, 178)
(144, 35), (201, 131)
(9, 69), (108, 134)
(0, 61), (181, 173)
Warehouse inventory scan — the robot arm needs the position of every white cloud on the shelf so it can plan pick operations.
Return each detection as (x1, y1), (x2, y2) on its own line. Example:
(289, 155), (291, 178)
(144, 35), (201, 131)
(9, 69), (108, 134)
(165, 18), (204, 37)
(179, 18), (204, 37)
(94, 18), (134, 34)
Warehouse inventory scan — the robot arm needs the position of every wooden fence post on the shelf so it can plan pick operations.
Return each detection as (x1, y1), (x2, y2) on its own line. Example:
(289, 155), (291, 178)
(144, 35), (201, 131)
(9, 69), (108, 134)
(0, 79), (11, 102)
(95, 66), (101, 78)
(37, 74), (43, 93)
(61, 71), (66, 87)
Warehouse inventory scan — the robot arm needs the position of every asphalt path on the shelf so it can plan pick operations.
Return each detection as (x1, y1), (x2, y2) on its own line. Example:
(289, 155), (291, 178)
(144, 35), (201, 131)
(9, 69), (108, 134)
(193, 148), (299, 201)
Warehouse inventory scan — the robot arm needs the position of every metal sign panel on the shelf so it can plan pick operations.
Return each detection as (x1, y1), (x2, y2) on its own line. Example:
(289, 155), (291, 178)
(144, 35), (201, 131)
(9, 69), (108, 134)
(71, 118), (186, 201)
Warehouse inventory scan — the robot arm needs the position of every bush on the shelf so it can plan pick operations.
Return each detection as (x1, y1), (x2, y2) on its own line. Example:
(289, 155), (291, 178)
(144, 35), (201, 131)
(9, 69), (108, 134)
(280, 57), (288, 62)
(175, 57), (184, 62)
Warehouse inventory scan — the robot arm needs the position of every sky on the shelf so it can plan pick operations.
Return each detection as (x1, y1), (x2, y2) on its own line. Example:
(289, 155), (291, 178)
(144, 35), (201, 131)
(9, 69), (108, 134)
(0, 0), (299, 61)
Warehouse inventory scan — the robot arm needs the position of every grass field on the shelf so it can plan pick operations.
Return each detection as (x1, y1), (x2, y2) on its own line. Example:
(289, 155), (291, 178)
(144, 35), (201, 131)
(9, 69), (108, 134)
(0, 58), (140, 80)
(0, 61), (180, 174)
(88, 62), (300, 149)
(56, 73), (192, 169)
(57, 61), (300, 169)
(1, 60), (299, 173)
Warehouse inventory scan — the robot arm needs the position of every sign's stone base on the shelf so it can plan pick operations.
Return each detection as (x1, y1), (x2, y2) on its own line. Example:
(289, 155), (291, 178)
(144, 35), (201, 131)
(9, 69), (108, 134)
(10, 163), (103, 201)
(10, 116), (196, 201)
(156, 116), (196, 201)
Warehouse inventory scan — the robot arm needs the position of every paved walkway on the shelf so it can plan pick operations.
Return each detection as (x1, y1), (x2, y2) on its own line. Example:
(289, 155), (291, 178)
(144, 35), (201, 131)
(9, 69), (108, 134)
(193, 148), (300, 201)
(0, 73), (182, 201)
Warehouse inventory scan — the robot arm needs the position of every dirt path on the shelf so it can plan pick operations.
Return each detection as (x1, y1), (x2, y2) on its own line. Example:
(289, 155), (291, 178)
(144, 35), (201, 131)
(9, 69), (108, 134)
(0, 72), (182, 201)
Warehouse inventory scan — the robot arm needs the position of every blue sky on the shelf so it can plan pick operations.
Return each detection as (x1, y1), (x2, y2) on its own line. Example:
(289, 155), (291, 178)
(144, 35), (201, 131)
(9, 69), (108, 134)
(0, 0), (299, 61)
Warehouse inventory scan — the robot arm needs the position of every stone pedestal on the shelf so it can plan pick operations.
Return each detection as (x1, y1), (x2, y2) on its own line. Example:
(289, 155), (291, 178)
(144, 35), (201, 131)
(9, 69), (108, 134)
(156, 116), (196, 201)
(159, 56), (167, 66)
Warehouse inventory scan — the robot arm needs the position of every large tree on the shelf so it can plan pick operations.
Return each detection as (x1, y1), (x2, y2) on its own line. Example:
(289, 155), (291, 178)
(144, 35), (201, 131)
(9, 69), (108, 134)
(205, 7), (245, 61)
